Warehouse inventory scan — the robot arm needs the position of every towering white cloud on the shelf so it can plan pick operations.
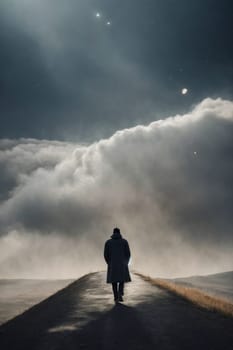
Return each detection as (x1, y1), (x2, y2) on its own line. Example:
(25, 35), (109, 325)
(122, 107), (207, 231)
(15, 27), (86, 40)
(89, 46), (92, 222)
(0, 98), (232, 278)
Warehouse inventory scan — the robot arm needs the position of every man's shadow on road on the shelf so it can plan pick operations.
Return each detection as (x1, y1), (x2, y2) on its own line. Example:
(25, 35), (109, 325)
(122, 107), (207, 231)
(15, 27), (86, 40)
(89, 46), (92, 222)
(68, 303), (155, 350)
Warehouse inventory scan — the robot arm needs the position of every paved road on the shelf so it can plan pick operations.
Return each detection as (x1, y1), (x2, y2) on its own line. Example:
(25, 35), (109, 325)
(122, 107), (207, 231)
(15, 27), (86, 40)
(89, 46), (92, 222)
(0, 272), (232, 350)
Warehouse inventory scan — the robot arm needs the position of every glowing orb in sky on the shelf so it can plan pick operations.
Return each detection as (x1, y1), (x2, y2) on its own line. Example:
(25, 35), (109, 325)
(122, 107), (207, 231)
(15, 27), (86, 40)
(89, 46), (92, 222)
(96, 12), (101, 18)
(106, 21), (111, 26)
(194, 151), (197, 155)
(181, 88), (188, 95)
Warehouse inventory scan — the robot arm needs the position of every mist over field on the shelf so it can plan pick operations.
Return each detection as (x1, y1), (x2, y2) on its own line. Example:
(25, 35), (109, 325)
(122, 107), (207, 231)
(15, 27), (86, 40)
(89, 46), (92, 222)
(0, 98), (232, 279)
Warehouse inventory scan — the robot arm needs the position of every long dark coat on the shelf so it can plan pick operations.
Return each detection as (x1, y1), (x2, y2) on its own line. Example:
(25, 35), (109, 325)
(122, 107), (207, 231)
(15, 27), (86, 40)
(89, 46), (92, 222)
(104, 232), (131, 283)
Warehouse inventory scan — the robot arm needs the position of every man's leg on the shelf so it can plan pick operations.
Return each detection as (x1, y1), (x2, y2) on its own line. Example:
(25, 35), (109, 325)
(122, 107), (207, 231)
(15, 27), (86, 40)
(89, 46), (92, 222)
(112, 283), (118, 301)
(118, 282), (124, 301)
(119, 282), (124, 295)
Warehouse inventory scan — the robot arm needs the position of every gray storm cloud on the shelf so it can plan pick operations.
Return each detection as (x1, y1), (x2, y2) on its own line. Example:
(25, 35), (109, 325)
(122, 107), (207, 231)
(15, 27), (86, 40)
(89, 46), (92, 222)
(0, 98), (232, 278)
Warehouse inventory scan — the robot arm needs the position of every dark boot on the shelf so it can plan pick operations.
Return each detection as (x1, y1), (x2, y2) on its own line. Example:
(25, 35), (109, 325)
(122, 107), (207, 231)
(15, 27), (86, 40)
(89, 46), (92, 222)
(118, 294), (124, 302)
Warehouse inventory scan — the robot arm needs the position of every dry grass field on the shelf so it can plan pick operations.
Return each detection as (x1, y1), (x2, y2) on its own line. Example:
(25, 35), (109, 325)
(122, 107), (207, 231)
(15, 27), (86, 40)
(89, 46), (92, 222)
(136, 273), (233, 318)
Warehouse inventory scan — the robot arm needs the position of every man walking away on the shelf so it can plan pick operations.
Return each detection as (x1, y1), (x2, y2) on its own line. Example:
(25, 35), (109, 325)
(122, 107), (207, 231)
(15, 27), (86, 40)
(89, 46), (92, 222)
(104, 227), (131, 302)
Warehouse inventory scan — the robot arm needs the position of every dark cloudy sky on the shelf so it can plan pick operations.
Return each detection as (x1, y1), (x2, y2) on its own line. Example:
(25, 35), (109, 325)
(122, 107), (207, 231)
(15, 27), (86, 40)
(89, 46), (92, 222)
(1, 0), (233, 140)
(0, 1), (232, 279)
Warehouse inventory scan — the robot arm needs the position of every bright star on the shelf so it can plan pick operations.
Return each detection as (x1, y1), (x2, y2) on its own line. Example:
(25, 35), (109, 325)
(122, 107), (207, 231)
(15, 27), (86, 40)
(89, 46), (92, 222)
(96, 12), (101, 18)
(181, 88), (188, 95)
(194, 151), (197, 155)
(106, 21), (111, 26)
